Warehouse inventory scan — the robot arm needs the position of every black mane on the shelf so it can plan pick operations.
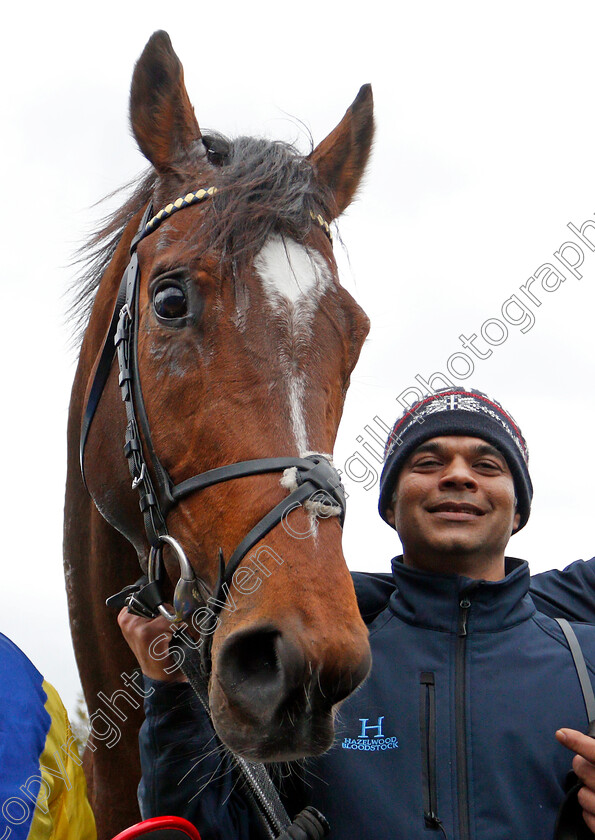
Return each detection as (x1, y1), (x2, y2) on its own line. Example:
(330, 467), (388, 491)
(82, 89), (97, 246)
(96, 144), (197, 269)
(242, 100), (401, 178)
(68, 171), (156, 345)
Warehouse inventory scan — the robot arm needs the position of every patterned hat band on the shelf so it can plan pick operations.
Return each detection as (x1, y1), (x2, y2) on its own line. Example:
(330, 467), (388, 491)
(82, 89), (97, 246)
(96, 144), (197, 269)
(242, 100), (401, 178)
(378, 389), (533, 533)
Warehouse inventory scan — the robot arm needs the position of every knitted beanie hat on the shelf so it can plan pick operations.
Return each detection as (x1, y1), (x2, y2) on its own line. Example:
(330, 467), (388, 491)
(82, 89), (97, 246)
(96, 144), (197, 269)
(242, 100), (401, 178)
(378, 388), (533, 532)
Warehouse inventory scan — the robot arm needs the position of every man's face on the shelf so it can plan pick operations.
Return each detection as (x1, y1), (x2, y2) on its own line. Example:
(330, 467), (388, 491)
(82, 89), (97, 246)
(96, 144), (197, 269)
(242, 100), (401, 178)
(385, 436), (521, 580)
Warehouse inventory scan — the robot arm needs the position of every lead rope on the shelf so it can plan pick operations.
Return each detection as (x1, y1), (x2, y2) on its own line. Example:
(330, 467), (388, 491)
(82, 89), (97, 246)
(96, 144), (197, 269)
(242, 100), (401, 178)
(172, 631), (329, 840)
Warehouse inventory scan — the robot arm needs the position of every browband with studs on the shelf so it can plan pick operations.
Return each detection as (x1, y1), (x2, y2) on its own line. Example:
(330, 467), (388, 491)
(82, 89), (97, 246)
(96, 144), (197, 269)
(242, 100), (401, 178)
(134, 186), (333, 248)
(139, 186), (218, 244)
(309, 210), (333, 242)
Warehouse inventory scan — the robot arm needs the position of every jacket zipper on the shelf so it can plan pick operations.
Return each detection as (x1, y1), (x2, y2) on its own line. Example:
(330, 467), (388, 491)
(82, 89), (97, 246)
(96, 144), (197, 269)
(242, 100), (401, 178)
(456, 596), (471, 840)
(420, 671), (442, 830)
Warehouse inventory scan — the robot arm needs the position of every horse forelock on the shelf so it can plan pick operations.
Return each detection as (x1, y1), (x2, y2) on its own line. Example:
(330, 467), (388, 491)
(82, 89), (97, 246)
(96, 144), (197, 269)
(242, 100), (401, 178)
(200, 134), (334, 264)
(68, 133), (333, 347)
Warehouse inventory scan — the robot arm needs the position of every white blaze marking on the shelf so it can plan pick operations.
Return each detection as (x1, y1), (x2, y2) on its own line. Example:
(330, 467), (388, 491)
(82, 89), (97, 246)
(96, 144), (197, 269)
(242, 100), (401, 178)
(254, 236), (332, 454)
(288, 374), (308, 455)
(255, 236), (329, 304)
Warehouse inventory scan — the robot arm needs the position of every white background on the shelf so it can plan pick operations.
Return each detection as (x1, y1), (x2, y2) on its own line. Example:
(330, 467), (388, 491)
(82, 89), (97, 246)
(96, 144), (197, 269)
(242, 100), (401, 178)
(2, 1), (594, 715)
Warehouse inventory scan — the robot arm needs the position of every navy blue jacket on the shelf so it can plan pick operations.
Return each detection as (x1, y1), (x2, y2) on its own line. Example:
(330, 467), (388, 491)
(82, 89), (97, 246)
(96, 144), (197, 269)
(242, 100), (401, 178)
(138, 558), (595, 839)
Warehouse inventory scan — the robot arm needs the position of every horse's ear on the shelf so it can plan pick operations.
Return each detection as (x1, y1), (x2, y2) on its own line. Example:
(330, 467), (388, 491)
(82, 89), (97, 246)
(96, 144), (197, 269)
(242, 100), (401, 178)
(130, 31), (202, 173)
(308, 85), (374, 220)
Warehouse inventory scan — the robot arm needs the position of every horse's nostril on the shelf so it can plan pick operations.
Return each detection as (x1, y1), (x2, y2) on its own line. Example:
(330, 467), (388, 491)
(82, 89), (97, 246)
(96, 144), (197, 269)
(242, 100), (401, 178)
(216, 627), (306, 721)
(226, 629), (281, 682)
(216, 624), (371, 738)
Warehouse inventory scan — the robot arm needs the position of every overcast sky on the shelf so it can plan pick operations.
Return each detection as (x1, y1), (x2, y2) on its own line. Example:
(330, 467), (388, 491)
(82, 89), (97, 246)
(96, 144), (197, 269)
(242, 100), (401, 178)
(3, 1), (595, 714)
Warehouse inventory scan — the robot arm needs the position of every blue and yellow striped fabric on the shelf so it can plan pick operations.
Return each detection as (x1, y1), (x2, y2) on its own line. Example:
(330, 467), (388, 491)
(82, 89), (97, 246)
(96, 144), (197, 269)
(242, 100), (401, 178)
(0, 633), (96, 839)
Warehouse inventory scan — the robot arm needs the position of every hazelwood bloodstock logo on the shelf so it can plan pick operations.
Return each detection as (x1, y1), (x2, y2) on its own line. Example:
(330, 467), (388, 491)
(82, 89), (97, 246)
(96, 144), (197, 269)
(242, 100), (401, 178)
(341, 716), (399, 751)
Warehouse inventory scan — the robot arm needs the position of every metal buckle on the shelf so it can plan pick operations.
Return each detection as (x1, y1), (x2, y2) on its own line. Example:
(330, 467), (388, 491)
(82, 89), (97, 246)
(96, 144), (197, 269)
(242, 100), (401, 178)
(119, 302), (132, 321)
(125, 591), (159, 620)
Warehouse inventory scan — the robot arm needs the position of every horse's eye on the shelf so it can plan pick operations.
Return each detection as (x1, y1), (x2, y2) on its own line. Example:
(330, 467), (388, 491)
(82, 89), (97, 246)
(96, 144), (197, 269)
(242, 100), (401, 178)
(153, 284), (188, 320)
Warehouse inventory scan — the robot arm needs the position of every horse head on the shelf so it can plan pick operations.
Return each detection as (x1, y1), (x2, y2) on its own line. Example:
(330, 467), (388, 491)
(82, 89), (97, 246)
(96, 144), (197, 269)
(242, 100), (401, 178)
(77, 30), (374, 763)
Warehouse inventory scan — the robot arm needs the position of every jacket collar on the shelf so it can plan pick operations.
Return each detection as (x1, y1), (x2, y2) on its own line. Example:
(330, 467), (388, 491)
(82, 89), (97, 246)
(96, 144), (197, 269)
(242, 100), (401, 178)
(389, 556), (535, 632)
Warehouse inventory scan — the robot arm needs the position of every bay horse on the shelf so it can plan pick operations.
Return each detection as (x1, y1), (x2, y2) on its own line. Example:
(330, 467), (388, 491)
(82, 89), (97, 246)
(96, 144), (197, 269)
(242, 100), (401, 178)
(64, 30), (374, 839)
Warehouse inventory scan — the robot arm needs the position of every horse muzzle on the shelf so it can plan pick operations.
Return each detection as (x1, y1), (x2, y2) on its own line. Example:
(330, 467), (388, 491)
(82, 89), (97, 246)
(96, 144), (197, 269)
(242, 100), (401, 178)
(209, 621), (372, 761)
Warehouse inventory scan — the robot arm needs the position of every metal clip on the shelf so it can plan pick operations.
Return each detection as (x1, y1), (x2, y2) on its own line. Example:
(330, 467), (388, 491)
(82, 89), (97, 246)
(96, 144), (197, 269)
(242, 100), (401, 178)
(132, 463), (146, 490)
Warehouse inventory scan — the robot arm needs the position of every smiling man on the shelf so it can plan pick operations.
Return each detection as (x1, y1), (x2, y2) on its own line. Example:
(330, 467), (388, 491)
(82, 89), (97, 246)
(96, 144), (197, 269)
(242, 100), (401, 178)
(344, 387), (595, 840)
(120, 387), (595, 840)
(386, 436), (519, 579)
(379, 390), (531, 581)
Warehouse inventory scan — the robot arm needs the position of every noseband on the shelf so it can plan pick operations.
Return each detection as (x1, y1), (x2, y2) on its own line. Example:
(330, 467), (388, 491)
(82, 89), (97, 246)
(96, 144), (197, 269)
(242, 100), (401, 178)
(80, 189), (345, 624)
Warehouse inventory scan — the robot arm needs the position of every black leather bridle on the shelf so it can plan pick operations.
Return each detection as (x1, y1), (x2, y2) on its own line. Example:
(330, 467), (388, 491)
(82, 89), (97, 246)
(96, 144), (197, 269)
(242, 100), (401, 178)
(79, 189), (346, 624)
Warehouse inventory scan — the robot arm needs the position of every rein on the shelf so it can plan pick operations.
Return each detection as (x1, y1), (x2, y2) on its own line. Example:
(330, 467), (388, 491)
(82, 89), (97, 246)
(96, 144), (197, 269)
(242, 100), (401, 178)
(80, 187), (344, 623)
